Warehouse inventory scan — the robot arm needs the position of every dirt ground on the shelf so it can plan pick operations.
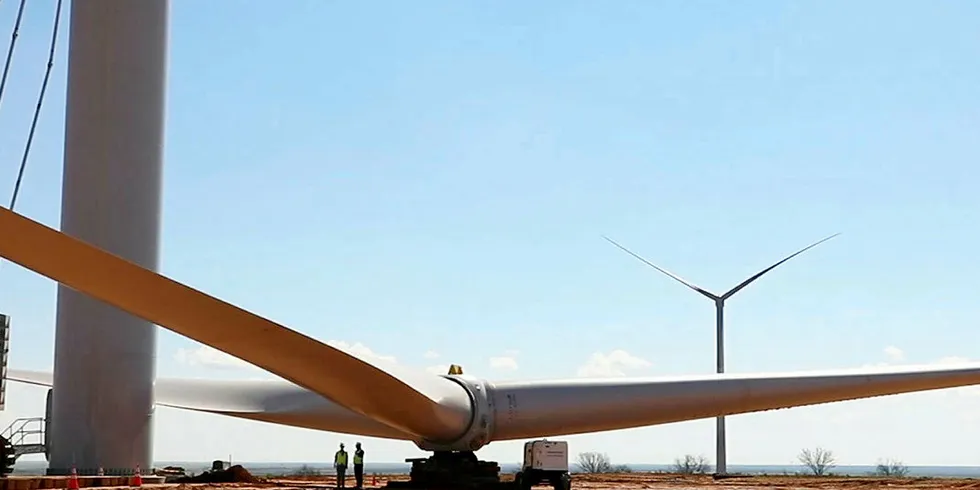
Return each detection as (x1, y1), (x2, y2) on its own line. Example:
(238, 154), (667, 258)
(7, 470), (980, 490)
(255, 472), (980, 490)
(567, 473), (980, 489)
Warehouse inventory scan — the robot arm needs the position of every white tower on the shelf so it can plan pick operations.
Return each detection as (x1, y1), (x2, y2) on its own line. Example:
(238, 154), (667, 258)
(48, 0), (169, 475)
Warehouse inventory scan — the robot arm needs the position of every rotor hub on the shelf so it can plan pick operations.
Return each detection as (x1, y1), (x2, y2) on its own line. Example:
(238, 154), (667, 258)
(414, 375), (496, 452)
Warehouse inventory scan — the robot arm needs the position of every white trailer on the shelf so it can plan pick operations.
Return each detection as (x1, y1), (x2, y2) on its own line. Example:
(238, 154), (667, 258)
(514, 440), (571, 490)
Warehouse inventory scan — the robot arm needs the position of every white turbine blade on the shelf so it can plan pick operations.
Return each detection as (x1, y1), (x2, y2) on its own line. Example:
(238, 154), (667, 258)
(602, 235), (718, 300)
(6, 369), (52, 387)
(151, 376), (419, 439)
(721, 233), (840, 300)
(7, 369), (413, 439)
(0, 207), (472, 442)
(489, 363), (980, 440)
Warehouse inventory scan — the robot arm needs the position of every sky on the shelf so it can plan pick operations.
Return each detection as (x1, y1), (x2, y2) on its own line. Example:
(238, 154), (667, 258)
(1, 0), (980, 468)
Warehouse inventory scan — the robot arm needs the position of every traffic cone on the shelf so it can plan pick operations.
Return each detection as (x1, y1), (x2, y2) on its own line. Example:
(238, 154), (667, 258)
(67, 466), (80, 490)
(132, 465), (143, 487)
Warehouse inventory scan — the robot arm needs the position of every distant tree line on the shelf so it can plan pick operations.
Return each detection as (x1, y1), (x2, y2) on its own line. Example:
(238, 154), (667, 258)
(573, 447), (910, 478)
(574, 452), (631, 473)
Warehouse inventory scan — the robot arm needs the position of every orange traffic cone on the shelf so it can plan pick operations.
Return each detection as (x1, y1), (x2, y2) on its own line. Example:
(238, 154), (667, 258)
(132, 465), (143, 487)
(67, 466), (80, 490)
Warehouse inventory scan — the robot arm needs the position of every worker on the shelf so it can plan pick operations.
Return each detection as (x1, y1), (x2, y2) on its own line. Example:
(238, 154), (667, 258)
(334, 442), (349, 489)
(353, 442), (365, 489)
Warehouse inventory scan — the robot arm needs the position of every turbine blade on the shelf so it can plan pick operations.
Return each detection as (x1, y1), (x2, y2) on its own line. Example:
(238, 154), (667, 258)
(602, 235), (718, 300)
(0, 207), (472, 442)
(720, 233), (840, 300)
(154, 378), (418, 440)
(490, 363), (980, 440)
(7, 369), (415, 440)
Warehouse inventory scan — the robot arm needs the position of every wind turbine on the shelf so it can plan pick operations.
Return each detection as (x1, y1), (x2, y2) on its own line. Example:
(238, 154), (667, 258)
(602, 233), (839, 476)
(3, 207), (980, 488)
(0, 2), (974, 485)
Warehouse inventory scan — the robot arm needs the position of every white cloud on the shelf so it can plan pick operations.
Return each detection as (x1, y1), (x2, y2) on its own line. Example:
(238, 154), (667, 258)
(865, 349), (968, 369)
(860, 352), (980, 398)
(489, 356), (519, 371)
(326, 340), (397, 365)
(936, 356), (971, 365)
(174, 345), (253, 370)
(426, 364), (450, 375)
(577, 349), (652, 377)
(931, 356), (980, 397)
(884, 345), (905, 362)
(423, 350), (440, 359)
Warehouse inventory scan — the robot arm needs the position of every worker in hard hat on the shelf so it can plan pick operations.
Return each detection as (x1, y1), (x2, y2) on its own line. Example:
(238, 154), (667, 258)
(334, 442), (349, 489)
(353, 442), (365, 489)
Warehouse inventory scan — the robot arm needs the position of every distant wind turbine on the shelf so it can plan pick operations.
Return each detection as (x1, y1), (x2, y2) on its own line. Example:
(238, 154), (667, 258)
(602, 232), (840, 477)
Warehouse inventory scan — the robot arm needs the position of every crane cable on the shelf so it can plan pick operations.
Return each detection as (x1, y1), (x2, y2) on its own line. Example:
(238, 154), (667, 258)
(10, 0), (64, 210)
(0, 0), (64, 278)
(0, 0), (27, 116)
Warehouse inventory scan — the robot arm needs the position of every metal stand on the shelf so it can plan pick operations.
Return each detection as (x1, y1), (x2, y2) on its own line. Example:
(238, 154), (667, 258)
(385, 451), (504, 490)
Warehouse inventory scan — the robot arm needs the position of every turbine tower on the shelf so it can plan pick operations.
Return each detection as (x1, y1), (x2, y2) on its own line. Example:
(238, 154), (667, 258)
(49, 0), (168, 475)
(603, 233), (839, 476)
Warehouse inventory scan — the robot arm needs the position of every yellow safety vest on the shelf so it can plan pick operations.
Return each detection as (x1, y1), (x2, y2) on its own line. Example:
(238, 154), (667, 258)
(354, 449), (364, 465)
(335, 450), (348, 466)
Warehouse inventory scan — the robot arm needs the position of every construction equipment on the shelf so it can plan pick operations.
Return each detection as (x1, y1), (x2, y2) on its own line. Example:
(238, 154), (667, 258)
(0, 436), (13, 476)
(514, 440), (570, 490)
(0, 417), (46, 476)
(389, 452), (501, 489)
(0, 314), (9, 412)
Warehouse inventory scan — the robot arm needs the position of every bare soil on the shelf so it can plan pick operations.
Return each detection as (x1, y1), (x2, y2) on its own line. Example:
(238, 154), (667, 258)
(569, 472), (980, 489)
(250, 472), (980, 490)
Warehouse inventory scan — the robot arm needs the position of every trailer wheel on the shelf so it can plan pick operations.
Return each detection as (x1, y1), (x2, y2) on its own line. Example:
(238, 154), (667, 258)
(549, 472), (570, 490)
(514, 471), (532, 490)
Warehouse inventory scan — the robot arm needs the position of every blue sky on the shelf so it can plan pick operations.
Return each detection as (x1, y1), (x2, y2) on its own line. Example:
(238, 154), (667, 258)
(2, 0), (980, 467)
